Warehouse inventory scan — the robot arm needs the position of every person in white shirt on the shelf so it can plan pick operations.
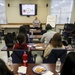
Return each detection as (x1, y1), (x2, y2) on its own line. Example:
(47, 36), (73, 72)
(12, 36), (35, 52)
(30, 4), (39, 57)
(40, 24), (56, 43)
(33, 17), (41, 28)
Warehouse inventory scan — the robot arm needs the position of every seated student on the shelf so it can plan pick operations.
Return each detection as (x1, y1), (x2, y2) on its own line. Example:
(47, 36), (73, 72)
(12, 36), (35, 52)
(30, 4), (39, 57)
(13, 33), (28, 50)
(40, 24), (56, 43)
(19, 25), (28, 43)
(32, 16), (41, 29)
(11, 33), (28, 74)
(0, 58), (14, 75)
(44, 33), (65, 59)
(60, 52), (75, 75)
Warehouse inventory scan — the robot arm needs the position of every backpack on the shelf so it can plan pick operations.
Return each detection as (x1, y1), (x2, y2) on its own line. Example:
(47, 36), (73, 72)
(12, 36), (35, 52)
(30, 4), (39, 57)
(4, 32), (16, 47)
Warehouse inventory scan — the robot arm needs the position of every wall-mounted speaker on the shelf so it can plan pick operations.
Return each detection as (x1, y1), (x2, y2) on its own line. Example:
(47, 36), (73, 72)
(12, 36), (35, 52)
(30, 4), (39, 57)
(8, 3), (10, 7)
(46, 4), (48, 7)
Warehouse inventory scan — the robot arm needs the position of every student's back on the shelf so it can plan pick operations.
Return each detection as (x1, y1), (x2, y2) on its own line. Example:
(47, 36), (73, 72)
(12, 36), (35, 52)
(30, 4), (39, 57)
(12, 33), (28, 74)
(13, 33), (28, 50)
(60, 52), (75, 75)
(19, 25), (28, 43)
(0, 59), (14, 75)
(40, 24), (56, 43)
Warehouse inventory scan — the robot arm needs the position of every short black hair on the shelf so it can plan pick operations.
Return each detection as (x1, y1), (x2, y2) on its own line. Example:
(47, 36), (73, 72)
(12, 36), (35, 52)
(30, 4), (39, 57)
(46, 24), (52, 31)
(19, 26), (26, 34)
(17, 33), (25, 44)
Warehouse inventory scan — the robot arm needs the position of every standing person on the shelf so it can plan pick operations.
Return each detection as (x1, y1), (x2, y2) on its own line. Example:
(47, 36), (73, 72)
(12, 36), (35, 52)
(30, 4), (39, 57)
(40, 24), (56, 43)
(0, 58), (14, 75)
(11, 33), (28, 74)
(19, 25), (28, 43)
(44, 33), (65, 59)
(32, 16), (41, 29)
(60, 52), (75, 75)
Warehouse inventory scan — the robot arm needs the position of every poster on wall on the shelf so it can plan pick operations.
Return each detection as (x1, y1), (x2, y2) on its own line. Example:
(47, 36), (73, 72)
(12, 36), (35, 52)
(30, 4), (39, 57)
(46, 15), (56, 28)
(0, 0), (7, 24)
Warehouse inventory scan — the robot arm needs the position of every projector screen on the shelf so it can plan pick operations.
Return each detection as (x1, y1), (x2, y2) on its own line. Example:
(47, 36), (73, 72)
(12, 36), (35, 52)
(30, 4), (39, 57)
(19, 4), (37, 16)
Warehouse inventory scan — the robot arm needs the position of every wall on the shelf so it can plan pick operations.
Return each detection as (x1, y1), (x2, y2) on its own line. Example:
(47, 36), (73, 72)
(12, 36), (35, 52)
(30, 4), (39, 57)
(5, 0), (50, 23)
(0, 0), (75, 34)
(4, 0), (75, 23)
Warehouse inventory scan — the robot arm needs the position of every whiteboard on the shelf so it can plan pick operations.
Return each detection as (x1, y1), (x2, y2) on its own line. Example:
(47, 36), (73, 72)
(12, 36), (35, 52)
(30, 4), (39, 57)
(46, 15), (56, 28)
(0, 0), (7, 24)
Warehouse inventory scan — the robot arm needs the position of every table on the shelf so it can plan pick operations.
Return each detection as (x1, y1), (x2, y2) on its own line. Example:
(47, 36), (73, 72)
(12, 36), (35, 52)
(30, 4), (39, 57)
(1, 43), (48, 58)
(59, 28), (63, 34)
(27, 63), (63, 75)
(1, 43), (74, 58)
(29, 35), (42, 39)
(1, 43), (48, 51)
(30, 29), (41, 34)
(29, 35), (42, 43)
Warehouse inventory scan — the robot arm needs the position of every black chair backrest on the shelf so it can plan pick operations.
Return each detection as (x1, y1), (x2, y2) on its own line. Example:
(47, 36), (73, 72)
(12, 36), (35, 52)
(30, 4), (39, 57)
(11, 50), (28, 63)
(41, 30), (47, 35)
(4, 32), (16, 47)
(64, 23), (74, 31)
(11, 50), (34, 63)
(23, 25), (30, 33)
(62, 23), (74, 37)
(71, 29), (75, 36)
(30, 50), (44, 63)
(43, 49), (67, 63)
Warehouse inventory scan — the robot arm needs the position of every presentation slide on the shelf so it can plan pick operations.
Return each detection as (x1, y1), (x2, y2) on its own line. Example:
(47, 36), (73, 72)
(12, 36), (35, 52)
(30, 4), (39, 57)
(22, 4), (35, 15)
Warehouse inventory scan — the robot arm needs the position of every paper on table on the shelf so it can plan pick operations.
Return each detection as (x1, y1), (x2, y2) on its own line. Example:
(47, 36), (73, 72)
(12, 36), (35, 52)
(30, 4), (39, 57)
(27, 45), (32, 47)
(17, 66), (27, 74)
(35, 46), (43, 49)
(42, 71), (54, 75)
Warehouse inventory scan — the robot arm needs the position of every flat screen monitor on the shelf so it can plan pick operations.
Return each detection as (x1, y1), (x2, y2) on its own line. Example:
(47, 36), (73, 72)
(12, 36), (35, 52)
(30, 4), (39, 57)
(19, 4), (37, 16)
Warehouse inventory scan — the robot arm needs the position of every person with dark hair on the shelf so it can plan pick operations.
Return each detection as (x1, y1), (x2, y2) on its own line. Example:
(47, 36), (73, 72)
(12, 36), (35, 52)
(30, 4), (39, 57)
(60, 52), (75, 75)
(19, 25), (28, 43)
(0, 58), (14, 75)
(11, 33), (28, 74)
(13, 33), (28, 49)
(40, 24), (56, 43)
(46, 24), (52, 30)
(44, 33), (65, 58)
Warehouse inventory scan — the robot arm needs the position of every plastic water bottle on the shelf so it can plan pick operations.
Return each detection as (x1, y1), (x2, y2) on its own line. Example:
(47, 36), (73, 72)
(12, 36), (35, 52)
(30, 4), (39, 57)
(7, 58), (12, 66)
(55, 58), (61, 73)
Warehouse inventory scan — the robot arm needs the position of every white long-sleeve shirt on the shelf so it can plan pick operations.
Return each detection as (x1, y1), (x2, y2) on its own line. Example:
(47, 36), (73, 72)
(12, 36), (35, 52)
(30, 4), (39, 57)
(40, 30), (56, 43)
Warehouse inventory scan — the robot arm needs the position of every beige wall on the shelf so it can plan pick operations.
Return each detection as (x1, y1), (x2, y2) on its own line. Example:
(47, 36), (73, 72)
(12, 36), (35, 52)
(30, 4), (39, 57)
(5, 0), (75, 23)
(0, 0), (75, 24)
(0, 0), (75, 33)
(5, 0), (50, 23)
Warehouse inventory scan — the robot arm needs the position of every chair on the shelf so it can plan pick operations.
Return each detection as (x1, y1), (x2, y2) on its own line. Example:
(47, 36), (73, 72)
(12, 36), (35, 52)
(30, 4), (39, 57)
(0, 31), (2, 43)
(62, 23), (74, 44)
(43, 49), (67, 63)
(41, 30), (47, 35)
(23, 25), (30, 34)
(4, 32), (16, 47)
(30, 50), (44, 63)
(71, 29), (75, 48)
(11, 50), (34, 63)
(33, 23), (42, 30)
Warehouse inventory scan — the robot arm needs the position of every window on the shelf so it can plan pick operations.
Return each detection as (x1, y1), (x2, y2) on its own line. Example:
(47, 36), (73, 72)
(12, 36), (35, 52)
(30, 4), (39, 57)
(50, 0), (74, 24)
(0, 0), (7, 24)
